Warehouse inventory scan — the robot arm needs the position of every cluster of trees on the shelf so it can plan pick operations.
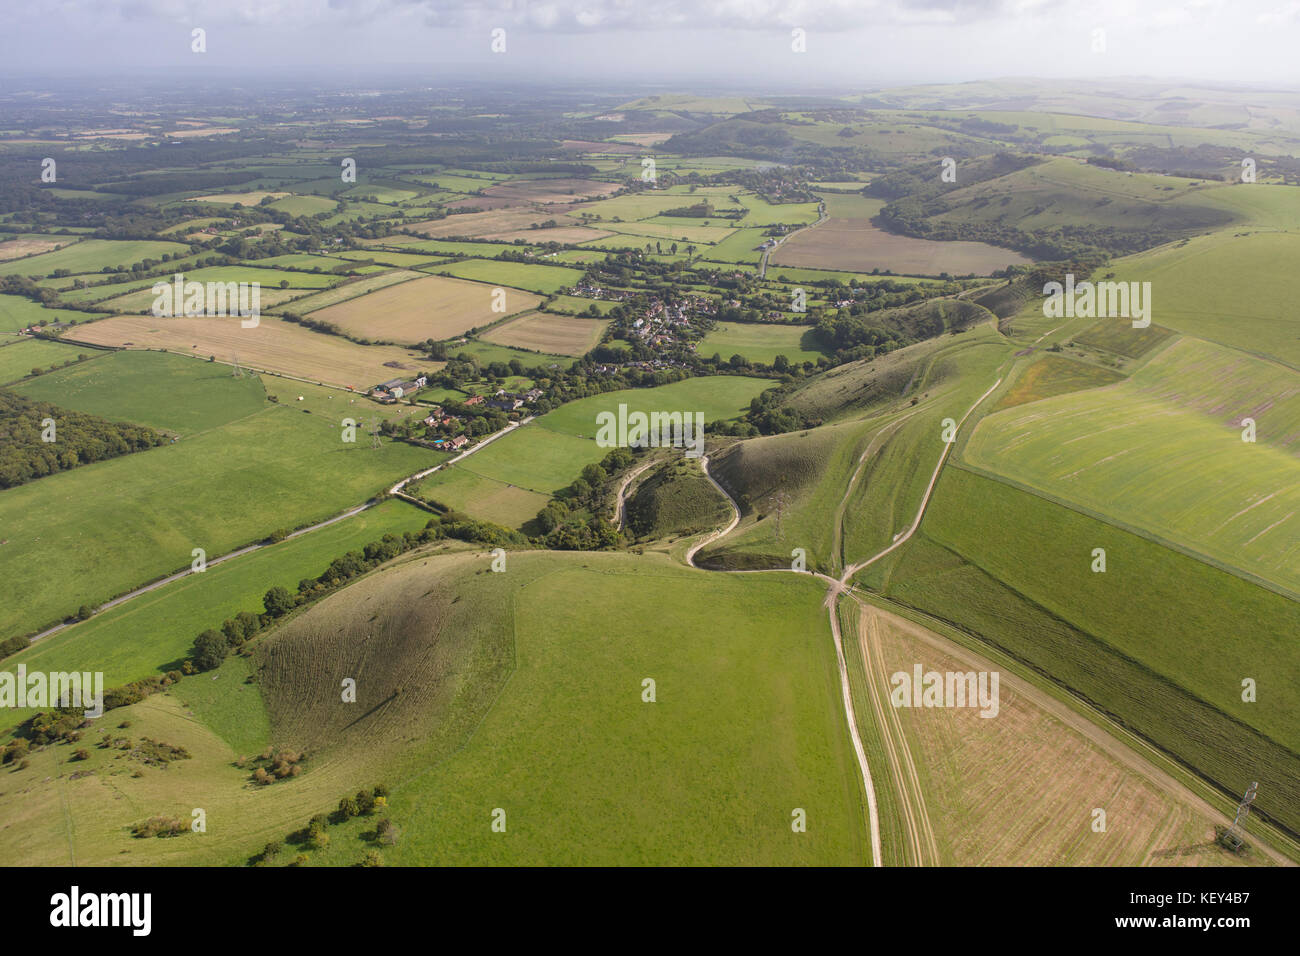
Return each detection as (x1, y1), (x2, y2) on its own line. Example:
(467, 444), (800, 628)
(532, 448), (633, 551)
(814, 312), (910, 357)
(250, 748), (305, 785)
(130, 816), (188, 839)
(0, 389), (166, 489)
(661, 200), (717, 218)
(254, 783), (391, 864)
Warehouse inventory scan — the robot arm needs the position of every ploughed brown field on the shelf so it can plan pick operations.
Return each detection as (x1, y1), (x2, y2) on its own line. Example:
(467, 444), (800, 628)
(482, 178), (623, 205)
(772, 218), (1030, 276)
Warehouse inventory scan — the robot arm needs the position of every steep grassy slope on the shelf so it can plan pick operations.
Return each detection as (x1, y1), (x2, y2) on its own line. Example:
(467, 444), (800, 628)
(702, 326), (1010, 574)
(0, 549), (868, 866)
(964, 337), (1300, 594)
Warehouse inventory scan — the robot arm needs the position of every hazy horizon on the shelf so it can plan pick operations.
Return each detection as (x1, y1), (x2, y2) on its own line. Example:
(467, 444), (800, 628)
(2, 1), (1298, 89)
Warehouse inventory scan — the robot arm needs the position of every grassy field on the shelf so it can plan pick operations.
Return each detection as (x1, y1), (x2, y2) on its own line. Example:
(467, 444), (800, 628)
(931, 157), (1235, 236)
(698, 322), (826, 364)
(450, 339), (573, 370)
(309, 274), (541, 344)
(379, 555), (865, 864)
(701, 419), (867, 573)
(964, 336), (1300, 594)
(738, 194), (821, 227)
(0, 294), (90, 333)
(187, 191), (288, 206)
(335, 249), (449, 269)
(1072, 319), (1177, 358)
(5, 239), (189, 277)
(883, 467), (1300, 836)
(992, 354), (1126, 410)
(0, 550), (868, 866)
(0, 499), (431, 731)
(601, 221), (738, 245)
(0, 338), (99, 383)
(699, 228), (768, 264)
(409, 465), (551, 528)
(0, 402), (438, 638)
(69, 314), (435, 390)
(251, 253), (353, 270)
(426, 259), (585, 295)
(1105, 231), (1300, 369)
(700, 329), (1009, 575)
(545, 294), (620, 316)
(457, 376), (772, 494)
(582, 191), (746, 222)
(14, 350), (267, 432)
(267, 195), (340, 217)
(479, 311), (608, 356)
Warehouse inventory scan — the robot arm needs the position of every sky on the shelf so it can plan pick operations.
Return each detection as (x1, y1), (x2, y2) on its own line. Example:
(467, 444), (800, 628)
(1, 0), (1298, 88)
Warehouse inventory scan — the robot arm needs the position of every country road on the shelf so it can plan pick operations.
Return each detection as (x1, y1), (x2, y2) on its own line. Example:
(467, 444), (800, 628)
(613, 457), (659, 531)
(758, 201), (827, 279)
(685, 372), (1006, 867)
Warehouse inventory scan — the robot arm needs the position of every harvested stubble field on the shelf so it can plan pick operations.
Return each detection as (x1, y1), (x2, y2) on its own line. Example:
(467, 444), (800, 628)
(187, 191), (289, 205)
(484, 226), (613, 244)
(0, 237), (63, 260)
(70, 314), (436, 389)
(408, 205), (581, 238)
(849, 604), (1268, 866)
(480, 311), (609, 356)
(771, 218), (1030, 276)
(309, 274), (541, 344)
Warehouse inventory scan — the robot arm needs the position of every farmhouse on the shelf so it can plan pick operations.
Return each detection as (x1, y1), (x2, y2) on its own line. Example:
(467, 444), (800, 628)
(372, 375), (428, 402)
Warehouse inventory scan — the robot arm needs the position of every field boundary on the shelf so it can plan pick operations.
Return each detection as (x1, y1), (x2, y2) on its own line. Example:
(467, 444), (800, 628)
(949, 459), (1300, 604)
